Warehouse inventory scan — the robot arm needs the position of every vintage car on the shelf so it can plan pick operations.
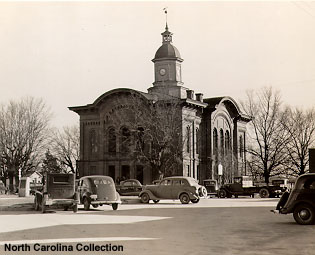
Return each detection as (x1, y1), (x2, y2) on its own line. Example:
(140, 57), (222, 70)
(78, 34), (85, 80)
(77, 175), (121, 210)
(272, 173), (315, 225)
(116, 179), (143, 196)
(139, 176), (207, 204)
(203, 179), (219, 197)
(33, 173), (79, 213)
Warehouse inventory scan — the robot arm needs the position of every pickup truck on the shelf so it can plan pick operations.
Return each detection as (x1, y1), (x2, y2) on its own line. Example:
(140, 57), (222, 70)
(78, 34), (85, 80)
(33, 173), (79, 213)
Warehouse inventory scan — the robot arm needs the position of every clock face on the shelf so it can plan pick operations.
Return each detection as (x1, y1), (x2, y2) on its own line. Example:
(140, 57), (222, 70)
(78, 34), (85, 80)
(159, 68), (166, 76)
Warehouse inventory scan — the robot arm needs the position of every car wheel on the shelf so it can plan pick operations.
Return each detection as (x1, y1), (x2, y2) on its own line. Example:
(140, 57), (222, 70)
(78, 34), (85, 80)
(191, 198), (200, 203)
(83, 197), (90, 210)
(92, 204), (99, 208)
(112, 203), (118, 210)
(293, 204), (315, 225)
(259, 188), (270, 198)
(64, 206), (69, 211)
(140, 193), (150, 203)
(153, 200), (160, 204)
(180, 193), (190, 204)
(73, 204), (78, 213)
(218, 189), (227, 198)
(34, 195), (40, 211)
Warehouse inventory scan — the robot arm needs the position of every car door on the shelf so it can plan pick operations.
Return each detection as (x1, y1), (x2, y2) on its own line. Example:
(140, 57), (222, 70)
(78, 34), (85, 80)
(156, 179), (173, 199)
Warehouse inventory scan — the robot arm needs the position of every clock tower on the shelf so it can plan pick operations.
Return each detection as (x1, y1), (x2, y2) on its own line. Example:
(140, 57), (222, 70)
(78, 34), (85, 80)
(149, 23), (188, 98)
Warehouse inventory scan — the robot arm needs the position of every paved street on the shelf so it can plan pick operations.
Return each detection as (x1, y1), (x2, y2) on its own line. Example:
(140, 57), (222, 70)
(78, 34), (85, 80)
(0, 197), (314, 255)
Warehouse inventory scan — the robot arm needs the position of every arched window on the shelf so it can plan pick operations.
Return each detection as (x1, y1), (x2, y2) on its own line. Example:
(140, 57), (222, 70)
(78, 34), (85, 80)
(137, 127), (145, 151)
(186, 126), (191, 153)
(89, 129), (98, 154)
(225, 130), (230, 154)
(108, 127), (116, 153)
(121, 127), (131, 153)
(213, 128), (218, 155)
(239, 135), (243, 159)
(220, 129), (224, 156)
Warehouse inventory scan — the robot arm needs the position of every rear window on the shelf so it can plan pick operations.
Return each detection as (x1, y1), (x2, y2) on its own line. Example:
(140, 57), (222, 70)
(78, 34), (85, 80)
(53, 176), (70, 184)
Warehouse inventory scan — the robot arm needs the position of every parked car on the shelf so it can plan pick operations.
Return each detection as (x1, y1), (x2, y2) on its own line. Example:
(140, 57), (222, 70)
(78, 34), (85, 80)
(77, 175), (121, 210)
(203, 179), (219, 197)
(116, 179), (143, 196)
(271, 173), (315, 225)
(139, 176), (207, 204)
(33, 173), (79, 213)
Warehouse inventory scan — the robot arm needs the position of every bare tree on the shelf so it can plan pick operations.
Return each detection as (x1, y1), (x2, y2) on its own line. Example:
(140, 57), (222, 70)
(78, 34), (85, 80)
(280, 107), (315, 176)
(0, 97), (51, 191)
(50, 125), (80, 173)
(106, 92), (184, 180)
(241, 87), (289, 184)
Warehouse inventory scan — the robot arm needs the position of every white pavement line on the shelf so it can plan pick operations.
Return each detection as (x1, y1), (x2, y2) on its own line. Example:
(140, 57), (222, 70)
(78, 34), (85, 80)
(0, 237), (159, 246)
(0, 215), (171, 234)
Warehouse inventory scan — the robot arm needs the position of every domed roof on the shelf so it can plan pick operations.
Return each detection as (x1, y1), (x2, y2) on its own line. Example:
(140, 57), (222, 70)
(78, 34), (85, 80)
(154, 43), (182, 60)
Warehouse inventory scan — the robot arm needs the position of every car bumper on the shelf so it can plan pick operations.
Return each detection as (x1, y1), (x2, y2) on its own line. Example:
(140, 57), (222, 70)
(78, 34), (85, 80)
(45, 199), (78, 206)
(90, 200), (122, 205)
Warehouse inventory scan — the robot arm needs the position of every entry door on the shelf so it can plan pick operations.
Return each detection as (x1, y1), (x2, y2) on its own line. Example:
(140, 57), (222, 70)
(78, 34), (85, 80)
(136, 165), (144, 184)
(121, 165), (130, 180)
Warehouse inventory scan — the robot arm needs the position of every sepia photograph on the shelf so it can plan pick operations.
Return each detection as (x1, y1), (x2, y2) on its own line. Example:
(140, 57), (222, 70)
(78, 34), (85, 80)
(0, 1), (315, 255)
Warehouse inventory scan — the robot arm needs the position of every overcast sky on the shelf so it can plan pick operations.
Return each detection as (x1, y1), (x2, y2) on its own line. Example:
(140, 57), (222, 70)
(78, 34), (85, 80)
(1, 1), (315, 128)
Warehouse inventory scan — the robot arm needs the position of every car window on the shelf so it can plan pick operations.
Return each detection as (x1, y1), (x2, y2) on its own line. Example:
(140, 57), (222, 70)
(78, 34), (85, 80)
(123, 181), (132, 186)
(303, 179), (315, 190)
(181, 180), (189, 186)
(160, 179), (172, 186)
(82, 180), (89, 188)
(173, 180), (181, 186)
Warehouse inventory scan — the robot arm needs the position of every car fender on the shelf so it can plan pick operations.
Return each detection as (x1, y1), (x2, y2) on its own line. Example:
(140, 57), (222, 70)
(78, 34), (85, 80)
(139, 190), (159, 200)
(290, 200), (315, 214)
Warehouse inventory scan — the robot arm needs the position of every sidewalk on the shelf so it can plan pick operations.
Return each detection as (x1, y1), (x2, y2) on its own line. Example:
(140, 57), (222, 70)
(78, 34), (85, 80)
(0, 194), (141, 211)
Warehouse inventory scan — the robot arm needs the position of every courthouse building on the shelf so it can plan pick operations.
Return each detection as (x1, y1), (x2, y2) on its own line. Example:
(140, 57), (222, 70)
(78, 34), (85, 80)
(69, 23), (251, 184)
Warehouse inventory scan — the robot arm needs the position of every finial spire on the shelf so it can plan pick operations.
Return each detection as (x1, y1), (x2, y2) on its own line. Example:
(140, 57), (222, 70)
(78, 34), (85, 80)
(163, 7), (168, 30)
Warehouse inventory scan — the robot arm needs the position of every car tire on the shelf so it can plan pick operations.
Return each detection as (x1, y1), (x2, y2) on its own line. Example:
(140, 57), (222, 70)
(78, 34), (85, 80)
(64, 206), (69, 211)
(92, 204), (99, 208)
(112, 203), (118, 210)
(259, 188), (270, 198)
(218, 189), (227, 198)
(73, 204), (78, 213)
(153, 200), (160, 204)
(83, 197), (90, 210)
(180, 193), (190, 204)
(191, 198), (200, 203)
(293, 204), (315, 225)
(140, 193), (150, 203)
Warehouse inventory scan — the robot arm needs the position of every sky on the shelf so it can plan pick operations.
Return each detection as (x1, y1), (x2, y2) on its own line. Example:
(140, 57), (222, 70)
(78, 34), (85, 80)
(1, 1), (315, 128)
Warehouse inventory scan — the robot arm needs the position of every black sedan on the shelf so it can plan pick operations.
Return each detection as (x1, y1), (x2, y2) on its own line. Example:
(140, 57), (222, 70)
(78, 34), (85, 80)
(116, 179), (143, 196)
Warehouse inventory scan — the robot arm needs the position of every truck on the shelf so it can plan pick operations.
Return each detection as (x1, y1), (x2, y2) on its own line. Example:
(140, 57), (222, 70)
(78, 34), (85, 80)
(33, 173), (79, 213)
(218, 176), (287, 198)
